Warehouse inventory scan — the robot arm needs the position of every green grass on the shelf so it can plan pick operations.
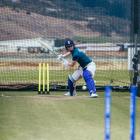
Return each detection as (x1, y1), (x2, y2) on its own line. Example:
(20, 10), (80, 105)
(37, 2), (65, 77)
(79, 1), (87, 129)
(0, 69), (130, 86)
(0, 91), (139, 140)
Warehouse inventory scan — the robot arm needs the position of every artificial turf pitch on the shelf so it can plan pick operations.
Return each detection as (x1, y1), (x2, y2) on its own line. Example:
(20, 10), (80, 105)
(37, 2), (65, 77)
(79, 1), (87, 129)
(0, 91), (140, 140)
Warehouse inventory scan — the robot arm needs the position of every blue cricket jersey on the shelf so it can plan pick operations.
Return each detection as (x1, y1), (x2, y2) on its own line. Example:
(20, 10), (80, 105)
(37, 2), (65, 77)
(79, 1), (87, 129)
(71, 47), (92, 68)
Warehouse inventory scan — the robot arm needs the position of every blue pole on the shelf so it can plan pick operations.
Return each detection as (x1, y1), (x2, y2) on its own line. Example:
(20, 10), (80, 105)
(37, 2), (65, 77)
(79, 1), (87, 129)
(104, 86), (111, 140)
(130, 85), (137, 140)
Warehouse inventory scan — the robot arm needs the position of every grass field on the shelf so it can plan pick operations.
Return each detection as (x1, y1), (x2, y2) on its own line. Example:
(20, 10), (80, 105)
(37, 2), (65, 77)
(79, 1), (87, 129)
(0, 69), (130, 86)
(0, 91), (139, 140)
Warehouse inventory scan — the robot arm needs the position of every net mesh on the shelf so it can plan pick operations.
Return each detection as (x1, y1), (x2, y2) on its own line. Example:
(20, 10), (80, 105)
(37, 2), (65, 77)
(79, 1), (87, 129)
(0, 0), (137, 90)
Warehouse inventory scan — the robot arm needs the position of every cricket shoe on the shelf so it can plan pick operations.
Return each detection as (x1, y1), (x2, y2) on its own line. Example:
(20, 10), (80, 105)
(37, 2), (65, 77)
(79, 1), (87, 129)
(64, 91), (77, 96)
(90, 93), (98, 98)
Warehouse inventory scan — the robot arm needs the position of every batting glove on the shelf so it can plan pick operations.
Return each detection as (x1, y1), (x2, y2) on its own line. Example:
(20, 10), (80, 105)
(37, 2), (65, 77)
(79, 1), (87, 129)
(57, 54), (63, 60)
(63, 59), (69, 69)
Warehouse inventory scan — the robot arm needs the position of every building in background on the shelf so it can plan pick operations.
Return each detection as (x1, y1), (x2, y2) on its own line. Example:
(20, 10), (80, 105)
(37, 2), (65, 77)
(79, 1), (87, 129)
(0, 38), (54, 54)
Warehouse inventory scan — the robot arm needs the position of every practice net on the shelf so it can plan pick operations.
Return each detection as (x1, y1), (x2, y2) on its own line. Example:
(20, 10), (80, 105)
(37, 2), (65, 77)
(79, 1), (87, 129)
(0, 0), (138, 91)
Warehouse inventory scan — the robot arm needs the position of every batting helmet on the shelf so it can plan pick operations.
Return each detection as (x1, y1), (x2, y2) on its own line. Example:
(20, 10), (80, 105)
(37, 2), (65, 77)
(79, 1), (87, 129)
(64, 39), (75, 50)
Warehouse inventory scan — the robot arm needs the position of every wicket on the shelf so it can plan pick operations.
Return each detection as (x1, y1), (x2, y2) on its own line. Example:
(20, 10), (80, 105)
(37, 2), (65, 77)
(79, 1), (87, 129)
(38, 63), (49, 94)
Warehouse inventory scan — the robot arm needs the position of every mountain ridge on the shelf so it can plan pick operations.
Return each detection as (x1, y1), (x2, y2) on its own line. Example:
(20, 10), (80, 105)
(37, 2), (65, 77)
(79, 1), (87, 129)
(1, 0), (131, 20)
(0, 1), (131, 41)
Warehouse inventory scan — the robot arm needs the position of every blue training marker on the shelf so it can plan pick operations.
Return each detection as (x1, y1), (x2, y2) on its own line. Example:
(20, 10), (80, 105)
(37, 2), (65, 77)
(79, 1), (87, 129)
(104, 86), (112, 140)
(130, 85), (137, 140)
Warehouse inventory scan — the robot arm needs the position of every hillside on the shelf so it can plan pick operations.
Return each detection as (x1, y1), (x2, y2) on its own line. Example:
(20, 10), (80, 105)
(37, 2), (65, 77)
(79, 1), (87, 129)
(0, 0), (131, 41)
(0, 7), (101, 41)
(0, 0), (131, 20)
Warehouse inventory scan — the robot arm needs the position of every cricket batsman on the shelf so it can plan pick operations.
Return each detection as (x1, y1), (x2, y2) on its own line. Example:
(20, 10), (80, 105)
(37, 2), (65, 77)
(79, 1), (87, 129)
(58, 39), (98, 98)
